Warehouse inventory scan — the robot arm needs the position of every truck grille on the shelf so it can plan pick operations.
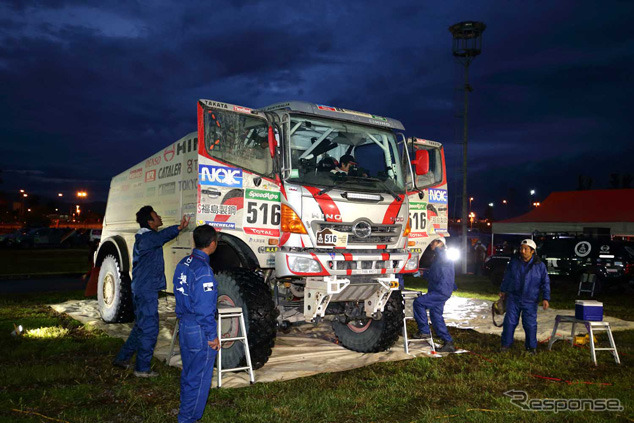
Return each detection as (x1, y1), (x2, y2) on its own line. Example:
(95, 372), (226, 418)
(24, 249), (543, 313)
(313, 222), (401, 245)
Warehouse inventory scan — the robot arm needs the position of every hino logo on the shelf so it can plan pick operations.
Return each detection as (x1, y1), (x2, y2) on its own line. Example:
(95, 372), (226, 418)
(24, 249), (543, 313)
(199, 164), (243, 187)
(324, 214), (342, 221)
(428, 188), (448, 204)
(352, 220), (372, 238)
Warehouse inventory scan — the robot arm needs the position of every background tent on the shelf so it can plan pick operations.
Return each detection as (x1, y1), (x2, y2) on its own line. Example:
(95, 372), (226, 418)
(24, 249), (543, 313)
(492, 189), (634, 237)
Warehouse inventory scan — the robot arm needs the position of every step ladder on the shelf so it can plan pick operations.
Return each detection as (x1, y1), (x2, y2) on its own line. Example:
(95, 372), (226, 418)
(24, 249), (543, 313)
(402, 291), (435, 354)
(217, 306), (255, 388)
(547, 315), (620, 365)
(165, 307), (256, 387)
(577, 272), (597, 297)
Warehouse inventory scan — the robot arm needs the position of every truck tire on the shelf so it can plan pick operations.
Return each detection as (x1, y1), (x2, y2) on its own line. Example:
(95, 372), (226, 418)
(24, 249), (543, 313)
(215, 268), (278, 370)
(332, 290), (404, 353)
(97, 255), (134, 323)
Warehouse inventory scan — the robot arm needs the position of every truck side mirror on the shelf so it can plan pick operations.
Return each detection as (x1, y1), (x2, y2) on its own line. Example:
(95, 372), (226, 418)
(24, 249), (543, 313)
(268, 126), (276, 158)
(412, 149), (429, 175)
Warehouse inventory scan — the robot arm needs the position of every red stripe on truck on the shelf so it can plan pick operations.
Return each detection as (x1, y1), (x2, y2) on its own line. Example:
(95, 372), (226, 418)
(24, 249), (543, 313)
(304, 186), (342, 222)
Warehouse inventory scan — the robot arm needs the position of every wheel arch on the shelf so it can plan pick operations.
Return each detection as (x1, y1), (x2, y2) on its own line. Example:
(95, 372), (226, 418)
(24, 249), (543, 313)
(210, 233), (259, 272)
(95, 236), (130, 275)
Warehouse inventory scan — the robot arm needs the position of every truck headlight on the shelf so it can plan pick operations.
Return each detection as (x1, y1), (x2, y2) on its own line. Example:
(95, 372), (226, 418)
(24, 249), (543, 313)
(404, 254), (419, 271)
(288, 256), (322, 273)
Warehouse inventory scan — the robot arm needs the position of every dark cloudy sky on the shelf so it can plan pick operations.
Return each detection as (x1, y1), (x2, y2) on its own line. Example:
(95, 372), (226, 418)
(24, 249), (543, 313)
(1, 0), (633, 217)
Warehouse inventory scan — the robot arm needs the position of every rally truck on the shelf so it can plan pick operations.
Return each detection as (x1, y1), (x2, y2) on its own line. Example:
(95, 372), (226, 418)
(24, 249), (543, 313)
(406, 138), (450, 266)
(92, 99), (425, 370)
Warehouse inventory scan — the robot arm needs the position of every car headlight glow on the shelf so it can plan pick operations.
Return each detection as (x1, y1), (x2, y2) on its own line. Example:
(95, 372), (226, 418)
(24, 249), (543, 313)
(446, 247), (460, 262)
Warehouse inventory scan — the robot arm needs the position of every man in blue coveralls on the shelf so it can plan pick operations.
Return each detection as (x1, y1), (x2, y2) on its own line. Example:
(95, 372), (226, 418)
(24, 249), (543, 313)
(499, 239), (550, 354)
(113, 206), (189, 377)
(174, 224), (220, 423)
(412, 239), (458, 353)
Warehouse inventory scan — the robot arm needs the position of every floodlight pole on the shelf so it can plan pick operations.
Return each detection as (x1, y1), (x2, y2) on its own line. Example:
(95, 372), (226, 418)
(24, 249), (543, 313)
(449, 21), (485, 274)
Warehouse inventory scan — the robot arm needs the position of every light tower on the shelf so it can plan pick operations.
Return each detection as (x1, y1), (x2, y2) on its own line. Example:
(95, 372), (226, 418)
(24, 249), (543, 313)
(449, 21), (485, 273)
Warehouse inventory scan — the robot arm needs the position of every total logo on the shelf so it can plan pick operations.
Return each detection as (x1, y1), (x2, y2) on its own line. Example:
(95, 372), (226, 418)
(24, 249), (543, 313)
(199, 164), (243, 187)
(428, 188), (448, 204)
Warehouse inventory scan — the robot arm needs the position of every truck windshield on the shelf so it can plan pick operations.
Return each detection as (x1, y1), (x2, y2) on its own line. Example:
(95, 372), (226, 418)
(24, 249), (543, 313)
(286, 115), (406, 194)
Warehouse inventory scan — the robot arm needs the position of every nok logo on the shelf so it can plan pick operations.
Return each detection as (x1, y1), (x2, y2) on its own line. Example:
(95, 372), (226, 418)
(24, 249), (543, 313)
(199, 164), (243, 187)
(428, 189), (448, 204)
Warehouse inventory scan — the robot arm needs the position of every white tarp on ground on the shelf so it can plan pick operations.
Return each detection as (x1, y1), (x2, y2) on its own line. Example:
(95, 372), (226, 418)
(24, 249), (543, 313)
(50, 294), (634, 388)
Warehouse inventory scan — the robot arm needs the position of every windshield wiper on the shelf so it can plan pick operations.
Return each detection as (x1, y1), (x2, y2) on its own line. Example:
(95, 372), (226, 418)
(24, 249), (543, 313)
(317, 175), (348, 196)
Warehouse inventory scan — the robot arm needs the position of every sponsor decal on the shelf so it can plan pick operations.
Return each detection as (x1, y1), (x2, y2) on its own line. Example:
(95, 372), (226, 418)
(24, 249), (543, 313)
(317, 104), (337, 111)
(145, 156), (161, 167)
(316, 228), (348, 248)
(244, 227), (280, 237)
(246, 189), (280, 202)
(205, 221), (236, 230)
(233, 106), (252, 113)
(158, 163), (182, 179)
(201, 100), (228, 109)
(129, 168), (143, 179)
(408, 232), (427, 238)
(163, 145), (175, 162)
(145, 169), (156, 182)
(203, 282), (214, 292)
(266, 258), (276, 267)
(186, 159), (197, 174)
(199, 164), (243, 187)
(410, 202), (427, 211)
(575, 241), (592, 257)
(158, 182), (176, 196)
(371, 119), (390, 127)
(199, 204), (237, 215)
(176, 138), (196, 157)
(258, 246), (278, 253)
(600, 245), (610, 253)
(428, 188), (448, 204)
(179, 179), (197, 191)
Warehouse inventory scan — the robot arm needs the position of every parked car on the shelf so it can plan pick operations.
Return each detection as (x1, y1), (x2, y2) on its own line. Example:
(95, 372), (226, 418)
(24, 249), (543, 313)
(484, 236), (634, 292)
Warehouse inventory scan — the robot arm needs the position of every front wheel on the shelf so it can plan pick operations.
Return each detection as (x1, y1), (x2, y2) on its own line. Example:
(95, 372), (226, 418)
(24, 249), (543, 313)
(332, 290), (404, 352)
(97, 255), (134, 323)
(215, 268), (278, 370)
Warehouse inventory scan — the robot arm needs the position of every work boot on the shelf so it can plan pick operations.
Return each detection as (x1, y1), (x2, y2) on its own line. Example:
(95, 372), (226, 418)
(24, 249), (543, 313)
(112, 359), (131, 370)
(526, 348), (537, 355)
(438, 341), (456, 353)
(134, 370), (159, 378)
(411, 332), (432, 340)
(500, 345), (511, 353)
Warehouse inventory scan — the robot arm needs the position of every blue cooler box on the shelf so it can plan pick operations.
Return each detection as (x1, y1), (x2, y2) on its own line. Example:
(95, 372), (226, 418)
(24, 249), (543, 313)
(575, 300), (603, 321)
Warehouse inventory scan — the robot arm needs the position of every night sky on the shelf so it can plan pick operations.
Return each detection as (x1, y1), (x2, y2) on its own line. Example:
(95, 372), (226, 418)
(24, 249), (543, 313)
(1, 1), (633, 218)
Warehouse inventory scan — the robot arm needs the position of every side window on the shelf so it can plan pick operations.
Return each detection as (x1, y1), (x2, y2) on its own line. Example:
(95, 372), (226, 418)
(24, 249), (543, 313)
(204, 110), (273, 176)
(415, 147), (443, 188)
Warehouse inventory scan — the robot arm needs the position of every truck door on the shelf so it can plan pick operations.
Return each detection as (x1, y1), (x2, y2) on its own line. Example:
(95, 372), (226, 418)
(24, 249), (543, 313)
(196, 100), (279, 241)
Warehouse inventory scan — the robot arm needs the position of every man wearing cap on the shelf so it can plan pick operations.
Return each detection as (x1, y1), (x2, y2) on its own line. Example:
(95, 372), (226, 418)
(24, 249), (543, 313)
(412, 239), (458, 353)
(499, 239), (550, 354)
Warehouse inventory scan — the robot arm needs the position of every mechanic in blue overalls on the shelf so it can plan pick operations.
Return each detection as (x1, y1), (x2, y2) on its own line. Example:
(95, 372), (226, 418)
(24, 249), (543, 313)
(113, 206), (189, 377)
(174, 224), (220, 423)
(499, 239), (550, 354)
(412, 239), (458, 353)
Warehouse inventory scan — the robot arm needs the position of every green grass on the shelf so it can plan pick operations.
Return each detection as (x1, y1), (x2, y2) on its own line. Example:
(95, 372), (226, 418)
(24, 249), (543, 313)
(0, 290), (633, 422)
(0, 248), (91, 276)
(404, 274), (634, 321)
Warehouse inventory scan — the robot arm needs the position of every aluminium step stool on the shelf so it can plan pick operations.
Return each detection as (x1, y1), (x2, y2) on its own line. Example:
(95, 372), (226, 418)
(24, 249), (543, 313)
(165, 306), (256, 388)
(217, 306), (255, 388)
(577, 272), (597, 297)
(547, 315), (620, 365)
(402, 290), (435, 354)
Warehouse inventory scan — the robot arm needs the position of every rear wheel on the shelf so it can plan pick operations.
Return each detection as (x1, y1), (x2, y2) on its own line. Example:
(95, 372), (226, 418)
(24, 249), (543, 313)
(332, 290), (404, 352)
(97, 255), (134, 323)
(215, 268), (278, 370)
